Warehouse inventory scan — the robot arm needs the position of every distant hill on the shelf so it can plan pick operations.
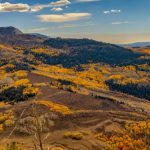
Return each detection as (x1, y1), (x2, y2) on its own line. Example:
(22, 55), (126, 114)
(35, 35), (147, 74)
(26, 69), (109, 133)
(0, 26), (23, 35)
(0, 26), (48, 47)
(30, 33), (50, 39)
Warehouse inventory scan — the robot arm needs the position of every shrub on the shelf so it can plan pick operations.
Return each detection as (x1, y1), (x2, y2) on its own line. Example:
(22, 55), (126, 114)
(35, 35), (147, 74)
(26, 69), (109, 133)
(95, 133), (108, 142)
(13, 70), (28, 78)
(0, 124), (4, 132)
(0, 102), (9, 108)
(64, 131), (83, 140)
(0, 110), (15, 133)
(23, 85), (39, 97)
(13, 79), (30, 87)
(0, 79), (39, 102)
(0, 142), (24, 150)
(4, 119), (15, 127)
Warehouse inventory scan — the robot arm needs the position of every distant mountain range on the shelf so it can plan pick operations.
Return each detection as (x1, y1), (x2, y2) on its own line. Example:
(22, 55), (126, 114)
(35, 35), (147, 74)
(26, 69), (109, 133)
(1, 26), (149, 48)
(120, 42), (150, 47)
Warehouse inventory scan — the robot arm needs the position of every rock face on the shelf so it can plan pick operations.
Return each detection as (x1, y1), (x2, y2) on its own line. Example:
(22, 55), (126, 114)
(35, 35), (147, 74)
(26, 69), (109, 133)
(0, 26), (23, 35)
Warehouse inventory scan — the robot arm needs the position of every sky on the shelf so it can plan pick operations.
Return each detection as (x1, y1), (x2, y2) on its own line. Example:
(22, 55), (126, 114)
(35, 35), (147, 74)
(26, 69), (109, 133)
(0, 0), (150, 44)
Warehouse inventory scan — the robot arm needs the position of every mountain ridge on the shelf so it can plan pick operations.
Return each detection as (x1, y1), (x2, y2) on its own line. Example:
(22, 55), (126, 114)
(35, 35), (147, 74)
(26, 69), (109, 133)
(120, 42), (150, 47)
(0, 26), (142, 67)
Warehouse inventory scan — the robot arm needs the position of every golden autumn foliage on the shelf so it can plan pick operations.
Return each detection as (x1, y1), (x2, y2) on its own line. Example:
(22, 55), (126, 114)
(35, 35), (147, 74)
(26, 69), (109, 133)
(139, 48), (150, 55)
(0, 44), (13, 51)
(76, 66), (108, 89)
(109, 134), (147, 150)
(32, 48), (60, 56)
(13, 70), (28, 78)
(125, 121), (150, 136)
(0, 64), (15, 71)
(34, 100), (73, 115)
(109, 74), (124, 80)
(0, 102), (9, 108)
(107, 65), (149, 86)
(0, 76), (39, 102)
(138, 64), (150, 71)
(33, 64), (108, 91)
(1, 61), (149, 100)
(130, 47), (150, 55)
(13, 79), (30, 87)
(121, 65), (137, 72)
(23, 84), (39, 96)
(96, 133), (147, 150)
(95, 121), (150, 150)
(13, 78), (39, 96)
(30, 62), (150, 99)
(120, 77), (148, 85)
(0, 110), (15, 133)
(0, 124), (4, 132)
(35, 65), (74, 75)
(0, 70), (7, 80)
(95, 133), (108, 142)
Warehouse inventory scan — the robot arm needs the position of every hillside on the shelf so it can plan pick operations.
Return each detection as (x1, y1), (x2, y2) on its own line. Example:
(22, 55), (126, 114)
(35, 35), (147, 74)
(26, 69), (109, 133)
(43, 38), (140, 67)
(0, 27), (150, 100)
(0, 27), (150, 149)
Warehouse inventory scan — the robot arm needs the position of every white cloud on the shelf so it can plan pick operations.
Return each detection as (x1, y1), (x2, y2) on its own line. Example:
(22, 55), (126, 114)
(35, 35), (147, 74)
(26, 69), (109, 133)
(103, 11), (109, 14)
(0, 2), (30, 12)
(111, 10), (121, 13)
(31, 4), (48, 12)
(104, 9), (121, 14)
(31, 0), (70, 12)
(76, 0), (100, 2)
(38, 13), (91, 22)
(112, 21), (129, 25)
(50, 0), (70, 7)
(51, 7), (63, 12)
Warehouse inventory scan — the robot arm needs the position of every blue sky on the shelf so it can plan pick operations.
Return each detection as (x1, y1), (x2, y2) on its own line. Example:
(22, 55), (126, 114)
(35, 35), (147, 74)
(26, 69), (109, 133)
(0, 0), (150, 43)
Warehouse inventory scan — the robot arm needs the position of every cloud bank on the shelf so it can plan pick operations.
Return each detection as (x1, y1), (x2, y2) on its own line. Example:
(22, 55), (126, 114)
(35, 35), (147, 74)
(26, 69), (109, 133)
(38, 13), (91, 22)
(31, 0), (70, 12)
(0, 2), (30, 12)
(0, 0), (71, 13)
